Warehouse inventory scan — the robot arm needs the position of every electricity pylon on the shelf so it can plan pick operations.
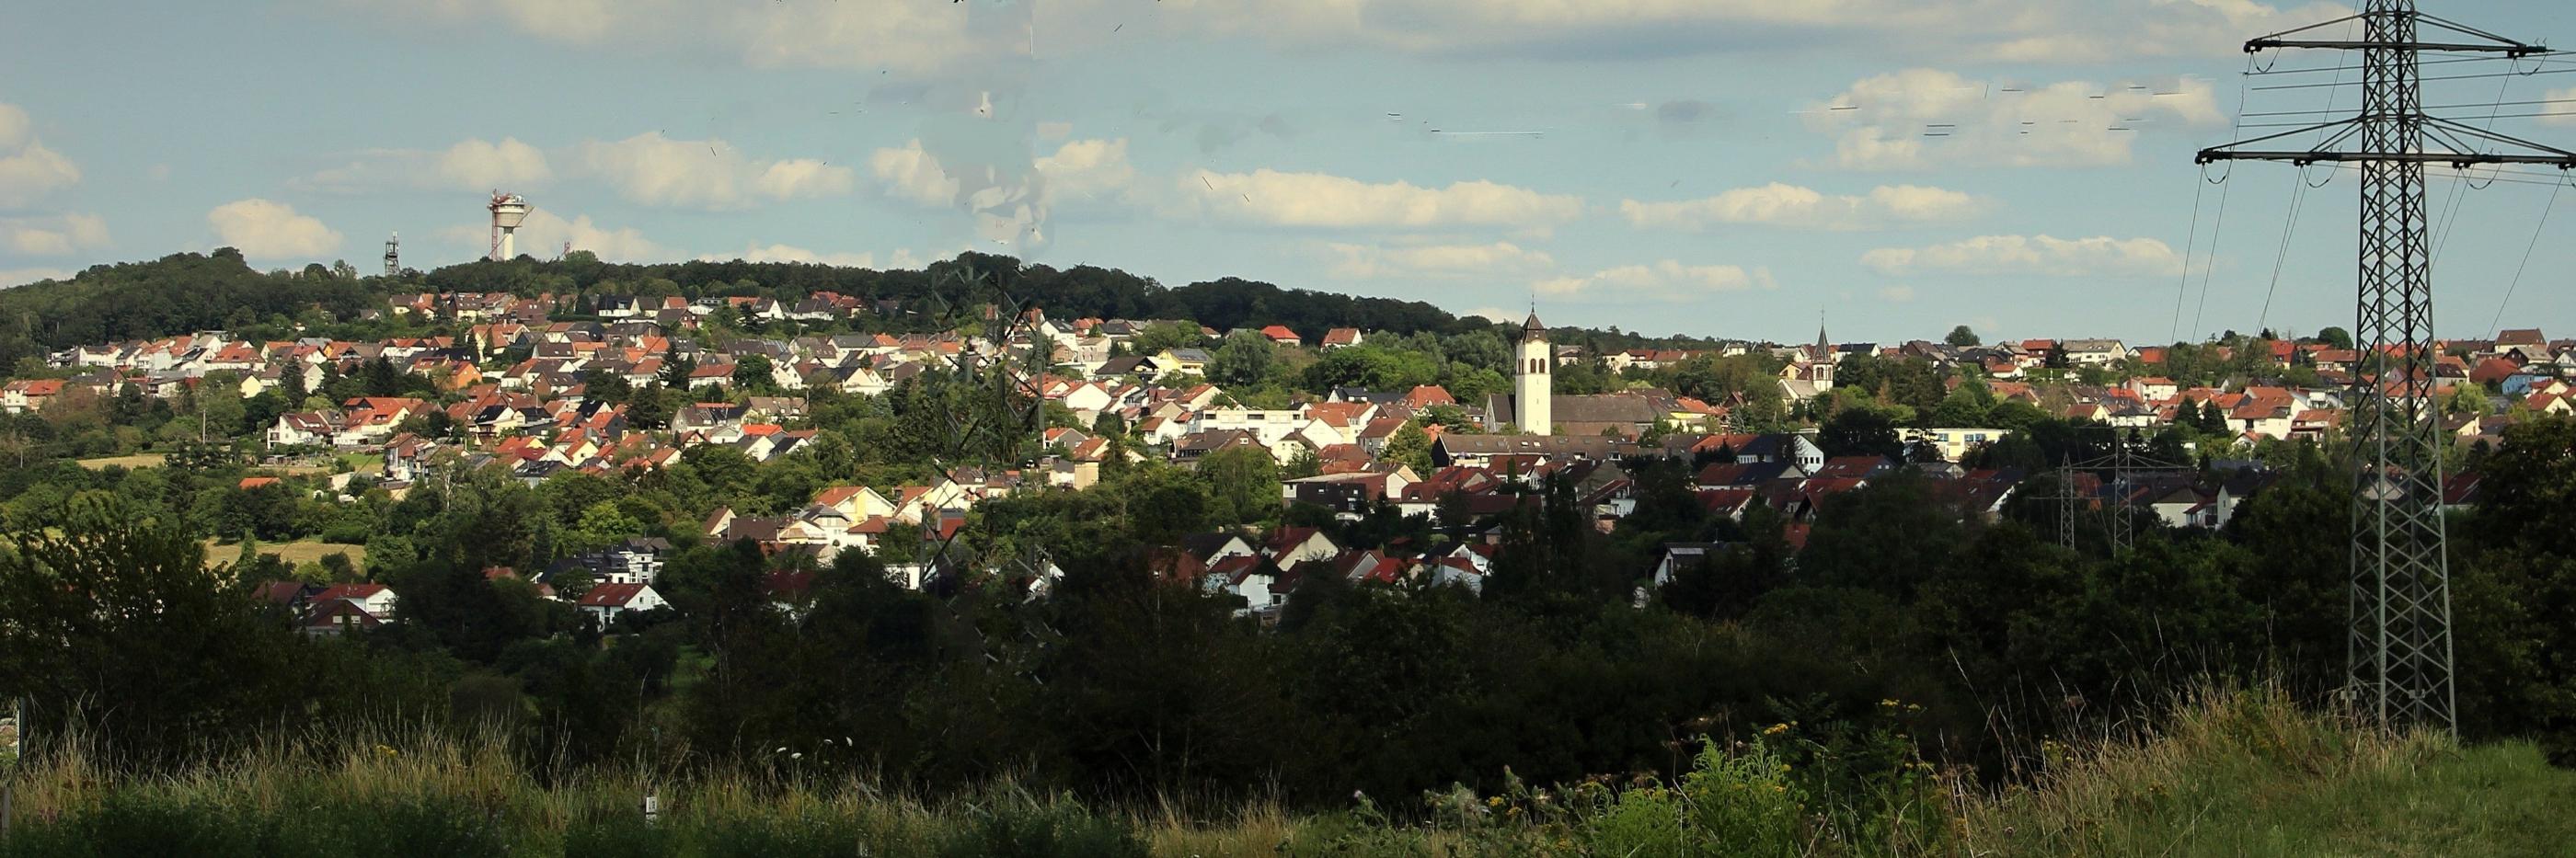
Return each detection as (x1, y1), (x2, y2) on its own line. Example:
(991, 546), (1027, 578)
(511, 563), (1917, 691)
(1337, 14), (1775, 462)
(2198, 1), (2576, 734)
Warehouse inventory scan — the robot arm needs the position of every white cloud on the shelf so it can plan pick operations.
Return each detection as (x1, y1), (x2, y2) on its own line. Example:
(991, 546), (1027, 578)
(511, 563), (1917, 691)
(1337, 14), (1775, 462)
(865, 137), (1135, 251)
(434, 208), (669, 263)
(1805, 68), (2223, 169)
(1621, 183), (1990, 231)
(0, 102), (80, 207)
(1034, 138), (1137, 202)
(869, 140), (962, 207)
(698, 242), (923, 269)
(293, 137), (553, 193)
(2547, 88), (2576, 126)
(341, 0), (1012, 76)
(753, 159), (855, 201)
(0, 103), (24, 148)
(1535, 260), (1777, 300)
(207, 199), (342, 260)
(1861, 235), (2184, 277)
(575, 132), (854, 210)
(1147, 0), (2345, 63)
(0, 267), (72, 287)
(1179, 168), (1583, 229)
(331, 0), (2348, 75)
(4, 213), (109, 256)
(513, 210), (668, 262)
(1879, 285), (1918, 303)
(1325, 241), (1556, 280)
(438, 137), (553, 189)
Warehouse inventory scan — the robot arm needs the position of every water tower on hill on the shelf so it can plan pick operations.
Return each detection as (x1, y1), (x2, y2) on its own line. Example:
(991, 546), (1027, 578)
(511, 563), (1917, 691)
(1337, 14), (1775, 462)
(487, 191), (529, 261)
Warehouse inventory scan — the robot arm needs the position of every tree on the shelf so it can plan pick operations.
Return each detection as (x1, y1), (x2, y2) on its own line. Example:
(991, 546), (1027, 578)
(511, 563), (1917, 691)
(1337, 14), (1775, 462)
(1945, 325), (1982, 348)
(1127, 320), (1203, 357)
(1209, 330), (1277, 388)
(2316, 326), (2354, 350)
(1384, 420), (1435, 474)
(0, 499), (312, 762)
(565, 500), (645, 557)
(732, 354), (776, 393)
(1198, 444), (1282, 527)
(1113, 465), (1212, 545)
(1820, 407), (1903, 459)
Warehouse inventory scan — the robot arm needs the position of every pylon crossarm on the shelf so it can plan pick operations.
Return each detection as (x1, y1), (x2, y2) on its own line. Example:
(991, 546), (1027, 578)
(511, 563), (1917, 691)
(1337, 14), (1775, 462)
(2419, 117), (2576, 163)
(2198, 118), (2366, 162)
(2202, 150), (2576, 166)
(2256, 39), (2545, 52)
(2242, 13), (2368, 51)
(2413, 13), (2548, 52)
(2245, 9), (2545, 54)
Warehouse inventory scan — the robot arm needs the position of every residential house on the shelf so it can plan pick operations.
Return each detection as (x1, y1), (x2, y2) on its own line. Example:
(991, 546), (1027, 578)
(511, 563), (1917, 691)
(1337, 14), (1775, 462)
(576, 583), (669, 624)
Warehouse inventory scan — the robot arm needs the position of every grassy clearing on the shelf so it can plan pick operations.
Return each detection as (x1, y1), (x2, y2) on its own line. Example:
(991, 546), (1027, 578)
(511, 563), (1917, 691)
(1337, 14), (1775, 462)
(73, 452), (166, 470)
(1965, 689), (2576, 856)
(1, 691), (2568, 856)
(204, 538), (367, 570)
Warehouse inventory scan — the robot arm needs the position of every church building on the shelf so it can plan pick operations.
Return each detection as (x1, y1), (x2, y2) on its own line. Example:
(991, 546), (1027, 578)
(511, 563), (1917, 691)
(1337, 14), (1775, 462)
(1483, 312), (1679, 439)
(1513, 312), (1551, 434)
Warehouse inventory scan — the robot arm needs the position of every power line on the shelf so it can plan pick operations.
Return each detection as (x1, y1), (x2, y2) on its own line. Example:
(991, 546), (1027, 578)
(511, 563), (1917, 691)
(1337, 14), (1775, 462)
(2257, 166), (2315, 333)
(2242, 50), (2574, 75)
(2491, 178), (2563, 336)
(2172, 166), (2213, 342)
(2429, 66), (2526, 275)
(2240, 109), (2576, 128)
(2249, 66), (2576, 91)
(2243, 97), (2576, 118)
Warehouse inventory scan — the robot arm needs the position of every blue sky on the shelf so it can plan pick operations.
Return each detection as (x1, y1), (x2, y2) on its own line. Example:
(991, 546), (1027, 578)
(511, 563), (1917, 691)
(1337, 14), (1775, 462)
(3, 0), (2573, 345)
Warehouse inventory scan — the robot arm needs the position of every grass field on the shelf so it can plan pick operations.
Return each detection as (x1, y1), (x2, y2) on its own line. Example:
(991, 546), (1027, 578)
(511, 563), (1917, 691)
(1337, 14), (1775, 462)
(74, 452), (167, 470)
(1965, 689), (2576, 856)
(270, 453), (385, 476)
(76, 451), (385, 476)
(1, 690), (2567, 856)
(204, 538), (367, 570)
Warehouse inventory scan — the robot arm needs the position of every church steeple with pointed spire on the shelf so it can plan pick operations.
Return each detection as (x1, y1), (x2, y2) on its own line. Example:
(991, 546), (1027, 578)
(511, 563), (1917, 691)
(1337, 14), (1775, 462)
(1514, 310), (1552, 434)
(1809, 316), (1835, 391)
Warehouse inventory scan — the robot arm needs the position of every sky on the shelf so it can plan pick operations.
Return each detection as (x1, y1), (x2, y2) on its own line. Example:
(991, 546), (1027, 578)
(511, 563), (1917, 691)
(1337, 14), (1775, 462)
(4, 0), (2574, 346)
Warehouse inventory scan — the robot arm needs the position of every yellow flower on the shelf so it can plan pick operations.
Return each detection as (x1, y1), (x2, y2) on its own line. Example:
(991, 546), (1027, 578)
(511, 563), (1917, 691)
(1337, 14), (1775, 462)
(1763, 723), (1790, 736)
(1880, 698), (1900, 709)
(1488, 795), (1506, 807)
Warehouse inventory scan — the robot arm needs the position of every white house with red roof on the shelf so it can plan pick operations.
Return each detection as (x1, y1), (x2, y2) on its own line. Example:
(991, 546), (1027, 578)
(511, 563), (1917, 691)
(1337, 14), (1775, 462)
(313, 583), (398, 620)
(576, 582), (668, 624)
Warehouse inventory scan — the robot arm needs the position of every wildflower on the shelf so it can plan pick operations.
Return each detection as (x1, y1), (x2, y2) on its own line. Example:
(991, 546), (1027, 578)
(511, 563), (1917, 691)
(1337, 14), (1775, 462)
(1763, 723), (1790, 737)
(790, 752), (803, 761)
(1880, 698), (1900, 709)
(1489, 795), (1506, 807)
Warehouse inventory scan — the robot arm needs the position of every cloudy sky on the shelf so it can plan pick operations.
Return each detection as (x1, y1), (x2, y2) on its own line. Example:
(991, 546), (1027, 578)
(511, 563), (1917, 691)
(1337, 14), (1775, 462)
(4, 0), (2574, 344)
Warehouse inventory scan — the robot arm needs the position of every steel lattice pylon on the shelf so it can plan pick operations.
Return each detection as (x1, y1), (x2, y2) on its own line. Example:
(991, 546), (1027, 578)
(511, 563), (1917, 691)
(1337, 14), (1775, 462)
(2200, 0), (2576, 734)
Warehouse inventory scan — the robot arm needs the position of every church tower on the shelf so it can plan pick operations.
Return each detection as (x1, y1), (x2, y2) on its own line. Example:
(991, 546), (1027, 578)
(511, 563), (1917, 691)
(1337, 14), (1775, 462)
(1516, 312), (1552, 434)
(1811, 322), (1835, 391)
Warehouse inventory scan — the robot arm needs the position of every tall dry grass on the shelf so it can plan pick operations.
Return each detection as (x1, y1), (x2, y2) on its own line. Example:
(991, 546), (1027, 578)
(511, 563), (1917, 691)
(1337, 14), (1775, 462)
(5, 688), (2552, 857)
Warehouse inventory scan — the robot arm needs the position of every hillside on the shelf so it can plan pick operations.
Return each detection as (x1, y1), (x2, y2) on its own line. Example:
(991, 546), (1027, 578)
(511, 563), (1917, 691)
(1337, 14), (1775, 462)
(2, 691), (2562, 856)
(0, 250), (1767, 374)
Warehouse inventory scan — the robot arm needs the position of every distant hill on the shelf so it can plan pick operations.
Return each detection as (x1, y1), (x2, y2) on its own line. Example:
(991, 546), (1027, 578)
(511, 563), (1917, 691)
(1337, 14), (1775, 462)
(0, 248), (1748, 371)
